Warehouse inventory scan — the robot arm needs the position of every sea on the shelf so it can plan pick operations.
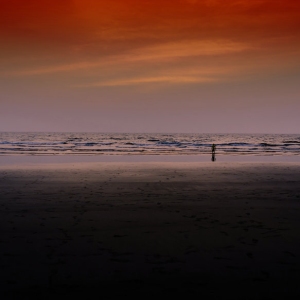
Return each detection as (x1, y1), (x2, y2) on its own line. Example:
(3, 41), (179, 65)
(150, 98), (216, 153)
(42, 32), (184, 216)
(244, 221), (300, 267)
(0, 132), (299, 157)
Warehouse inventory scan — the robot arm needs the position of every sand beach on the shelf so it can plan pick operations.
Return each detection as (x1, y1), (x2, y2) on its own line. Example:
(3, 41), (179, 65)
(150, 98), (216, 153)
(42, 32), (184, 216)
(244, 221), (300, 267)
(1, 159), (300, 299)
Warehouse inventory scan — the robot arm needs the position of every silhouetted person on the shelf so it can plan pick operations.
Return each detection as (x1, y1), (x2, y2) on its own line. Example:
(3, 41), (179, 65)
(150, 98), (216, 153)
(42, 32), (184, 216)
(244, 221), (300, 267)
(211, 143), (216, 161)
(211, 143), (216, 154)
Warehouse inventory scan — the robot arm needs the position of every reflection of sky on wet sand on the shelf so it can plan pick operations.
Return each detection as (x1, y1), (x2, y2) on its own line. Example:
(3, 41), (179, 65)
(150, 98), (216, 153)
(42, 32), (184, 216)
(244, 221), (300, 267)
(1, 155), (300, 167)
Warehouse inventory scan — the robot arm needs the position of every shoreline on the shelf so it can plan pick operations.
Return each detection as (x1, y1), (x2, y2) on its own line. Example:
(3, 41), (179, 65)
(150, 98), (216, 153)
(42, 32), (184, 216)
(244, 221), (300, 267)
(1, 154), (300, 166)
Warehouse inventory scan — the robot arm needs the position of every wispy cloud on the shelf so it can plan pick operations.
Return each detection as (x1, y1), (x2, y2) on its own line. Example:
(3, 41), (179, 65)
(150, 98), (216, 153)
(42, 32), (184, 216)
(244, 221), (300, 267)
(76, 75), (219, 87)
(4, 61), (100, 76)
(124, 40), (251, 62)
(4, 39), (251, 77)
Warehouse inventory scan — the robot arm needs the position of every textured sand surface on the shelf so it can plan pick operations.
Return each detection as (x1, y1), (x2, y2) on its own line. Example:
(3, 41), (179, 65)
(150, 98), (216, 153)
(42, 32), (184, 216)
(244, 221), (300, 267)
(1, 162), (300, 299)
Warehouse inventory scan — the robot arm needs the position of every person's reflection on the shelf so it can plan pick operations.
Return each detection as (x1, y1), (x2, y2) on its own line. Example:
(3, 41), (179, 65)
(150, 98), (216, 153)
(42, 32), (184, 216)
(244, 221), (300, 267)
(211, 143), (216, 161)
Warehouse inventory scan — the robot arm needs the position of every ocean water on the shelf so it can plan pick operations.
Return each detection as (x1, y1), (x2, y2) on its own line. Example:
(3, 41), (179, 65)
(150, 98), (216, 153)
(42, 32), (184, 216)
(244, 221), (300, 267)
(0, 132), (299, 156)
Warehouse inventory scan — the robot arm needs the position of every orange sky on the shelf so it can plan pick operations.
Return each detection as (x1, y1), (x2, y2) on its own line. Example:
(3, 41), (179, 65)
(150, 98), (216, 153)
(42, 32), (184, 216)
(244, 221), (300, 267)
(1, 0), (300, 132)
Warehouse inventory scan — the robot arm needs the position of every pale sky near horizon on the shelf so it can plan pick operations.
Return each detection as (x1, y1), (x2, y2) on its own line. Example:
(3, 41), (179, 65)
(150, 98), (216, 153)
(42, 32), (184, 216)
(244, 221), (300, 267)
(1, 0), (299, 133)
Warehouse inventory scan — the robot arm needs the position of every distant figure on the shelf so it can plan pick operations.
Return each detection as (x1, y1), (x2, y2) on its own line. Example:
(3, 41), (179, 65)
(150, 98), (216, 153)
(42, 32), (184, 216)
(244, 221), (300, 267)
(211, 143), (216, 154)
(211, 143), (216, 161)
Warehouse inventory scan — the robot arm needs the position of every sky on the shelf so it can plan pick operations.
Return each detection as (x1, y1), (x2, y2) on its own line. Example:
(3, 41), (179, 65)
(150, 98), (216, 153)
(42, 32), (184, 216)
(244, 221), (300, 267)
(1, 0), (300, 133)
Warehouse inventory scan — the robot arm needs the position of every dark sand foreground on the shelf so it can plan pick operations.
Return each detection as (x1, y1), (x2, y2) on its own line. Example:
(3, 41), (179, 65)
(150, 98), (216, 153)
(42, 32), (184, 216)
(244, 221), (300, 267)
(1, 161), (300, 299)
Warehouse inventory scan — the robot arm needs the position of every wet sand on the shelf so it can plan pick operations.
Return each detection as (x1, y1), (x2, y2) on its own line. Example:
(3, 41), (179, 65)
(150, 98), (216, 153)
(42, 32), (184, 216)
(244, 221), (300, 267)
(1, 161), (300, 299)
